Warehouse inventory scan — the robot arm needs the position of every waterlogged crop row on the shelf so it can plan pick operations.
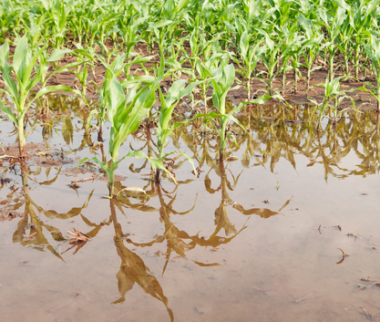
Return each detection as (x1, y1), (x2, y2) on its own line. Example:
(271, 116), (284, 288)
(1, 0), (380, 196)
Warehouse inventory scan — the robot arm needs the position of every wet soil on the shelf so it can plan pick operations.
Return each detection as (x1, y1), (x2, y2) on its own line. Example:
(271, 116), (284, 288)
(0, 98), (380, 322)
(0, 142), (76, 167)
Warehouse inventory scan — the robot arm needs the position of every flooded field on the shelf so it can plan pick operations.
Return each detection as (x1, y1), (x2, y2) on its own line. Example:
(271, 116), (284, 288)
(1, 96), (379, 322)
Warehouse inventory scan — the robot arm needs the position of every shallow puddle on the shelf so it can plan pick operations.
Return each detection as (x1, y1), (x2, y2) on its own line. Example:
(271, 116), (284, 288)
(1, 96), (380, 322)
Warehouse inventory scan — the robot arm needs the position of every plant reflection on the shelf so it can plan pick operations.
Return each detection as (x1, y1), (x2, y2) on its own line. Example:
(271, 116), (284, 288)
(8, 163), (99, 258)
(3, 96), (380, 322)
(109, 199), (174, 321)
(37, 95), (380, 181)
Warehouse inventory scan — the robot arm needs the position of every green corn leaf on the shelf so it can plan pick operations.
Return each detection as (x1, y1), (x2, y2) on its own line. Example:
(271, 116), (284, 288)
(177, 150), (197, 174)
(226, 133), (240, 149)
(13, 35), (28, 83)
(48, 48), (72, 62)
(148, 20), (173, 30)
(131, 55), (155, 65)
(174, 0), (190, 14)
(149, 158), (177, 184)
(332, 0), (351, 11)
(0, 42), (19, 101)
(120, 76), (155, 88)
(110, 82), (156, 160)
(0, 101), (17, 125)
(23, 44), (48, 87)
(105, 75), (126, 126)
(224, 113), (246, 132)
(240, 30), (249, 57)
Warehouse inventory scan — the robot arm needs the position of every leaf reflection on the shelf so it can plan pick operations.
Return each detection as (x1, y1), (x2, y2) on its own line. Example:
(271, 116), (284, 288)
(109, 200), (174, 322)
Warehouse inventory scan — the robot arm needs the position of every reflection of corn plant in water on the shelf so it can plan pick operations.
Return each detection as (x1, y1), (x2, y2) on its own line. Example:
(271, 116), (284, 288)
(117, 178), (246, 272)
(109, 199), (174, 321)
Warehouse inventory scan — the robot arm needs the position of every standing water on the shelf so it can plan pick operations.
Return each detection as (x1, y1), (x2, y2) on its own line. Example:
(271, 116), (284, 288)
(0, 96), (379, 322)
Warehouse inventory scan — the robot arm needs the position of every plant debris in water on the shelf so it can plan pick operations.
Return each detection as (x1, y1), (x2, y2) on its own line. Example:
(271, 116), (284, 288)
(66, 228), (92, 243)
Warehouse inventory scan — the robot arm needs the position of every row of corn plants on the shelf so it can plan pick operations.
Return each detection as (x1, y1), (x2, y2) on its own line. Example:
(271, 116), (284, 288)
(1, 0), (379, 90)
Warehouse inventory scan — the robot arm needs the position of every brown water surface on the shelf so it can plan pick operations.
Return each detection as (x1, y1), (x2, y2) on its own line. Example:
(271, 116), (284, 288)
(0, 96), (379, 322)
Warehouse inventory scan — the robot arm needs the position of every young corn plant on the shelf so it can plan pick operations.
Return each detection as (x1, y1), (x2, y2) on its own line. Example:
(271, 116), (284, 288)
(347, 0), (378, 79)
(79, 66), (171, 197)
(187, 27), (207, 75)
(201, 64), (273, 159)
(155, 79), (200, 183)
(96, 53), (128, 142)
(233, 30), (264, 100)
(259, 32), (283, 95)
(196, 50), (230, 113)
(95, 53), (156, 142)
(309, 75), (355, 129)
(43, 0), (69, 49)
(298, 15), (324, 91)
(290, 34), (305, 94)
(357, 33), (380, 112)
(0, 36), (77, 156)
(276, 26), (299, 94)
(118, 10), (147, 62)
(336, 18), (355, 80)
(319, 6), (347, 82)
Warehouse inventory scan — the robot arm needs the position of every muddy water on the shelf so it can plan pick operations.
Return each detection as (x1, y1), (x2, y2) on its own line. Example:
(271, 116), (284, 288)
(0, 96), (380, 322)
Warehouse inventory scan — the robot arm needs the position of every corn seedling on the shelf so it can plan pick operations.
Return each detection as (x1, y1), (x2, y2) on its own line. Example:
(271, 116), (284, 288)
(234, 30), (265, 100)
(318, 6), (347, 82)
(196, 49), (230, 113)
(155, 79), (200, 182)
(0, 36), (78, 156)
(309, 75), (355, 128)
(259, 32), (284, 95)
(79, 60), (170, 197)
(201, 64), (274, 159)
(357, 32), (380, 112)
(299, 15), (324, 91)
